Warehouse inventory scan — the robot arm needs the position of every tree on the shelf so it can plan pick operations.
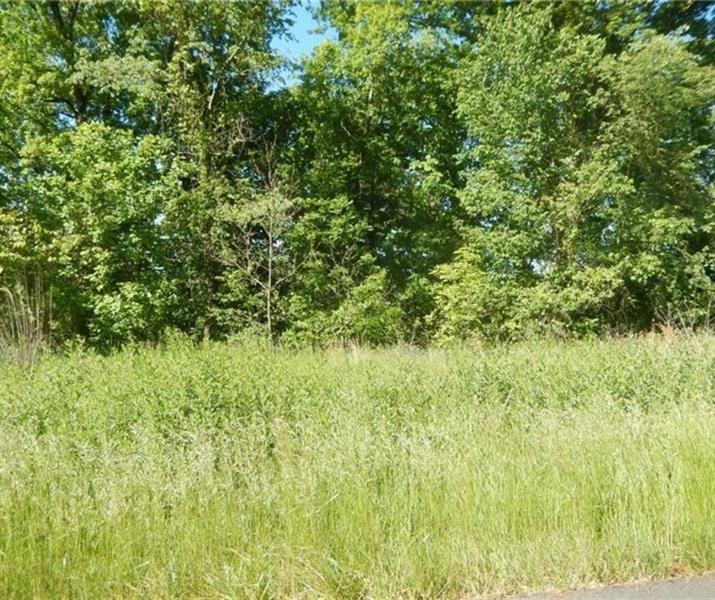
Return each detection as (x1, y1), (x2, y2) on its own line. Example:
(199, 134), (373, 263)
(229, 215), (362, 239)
(0, 0), (291, 344)
(209, 155), (300, 338)
(1, 0), (712, 347)
(291, 0), (470, 340)
(441, 3), (714, 339)
(19, 123), (177, 345)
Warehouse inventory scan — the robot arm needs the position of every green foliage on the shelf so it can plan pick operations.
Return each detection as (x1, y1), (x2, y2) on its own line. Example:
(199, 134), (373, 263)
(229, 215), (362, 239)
(445, 4), (715, 339)
(431, 245), (517, 341)
(0, 0), (713, 346)
(19, 123), (177, 345)
(0, 334), (713, 596)
(330, 269), (402, 344)
(293, 0), (465, 329)
(283, 195), (400, 343)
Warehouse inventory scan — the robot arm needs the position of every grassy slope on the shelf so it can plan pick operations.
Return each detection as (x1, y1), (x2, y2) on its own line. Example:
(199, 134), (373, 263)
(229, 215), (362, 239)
(0, 334), (713, 598)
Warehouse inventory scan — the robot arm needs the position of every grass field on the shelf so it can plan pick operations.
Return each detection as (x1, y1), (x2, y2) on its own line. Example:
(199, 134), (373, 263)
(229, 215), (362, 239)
(0, 334), (713, 598)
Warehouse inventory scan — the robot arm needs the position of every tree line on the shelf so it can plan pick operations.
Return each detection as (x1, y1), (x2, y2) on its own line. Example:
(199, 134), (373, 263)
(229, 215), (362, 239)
(1, 0), (713, 348)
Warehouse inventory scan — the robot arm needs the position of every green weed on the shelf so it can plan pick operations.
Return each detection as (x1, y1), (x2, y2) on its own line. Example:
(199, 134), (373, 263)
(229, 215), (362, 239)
(0, 334), (713, 598)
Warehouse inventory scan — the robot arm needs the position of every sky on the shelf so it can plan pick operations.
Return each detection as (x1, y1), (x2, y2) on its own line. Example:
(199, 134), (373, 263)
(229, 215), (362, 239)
(271, 3), (331, 60)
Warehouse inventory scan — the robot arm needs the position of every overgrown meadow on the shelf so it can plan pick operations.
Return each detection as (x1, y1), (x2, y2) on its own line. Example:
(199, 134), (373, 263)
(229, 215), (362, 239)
(0, 333), (713, 598)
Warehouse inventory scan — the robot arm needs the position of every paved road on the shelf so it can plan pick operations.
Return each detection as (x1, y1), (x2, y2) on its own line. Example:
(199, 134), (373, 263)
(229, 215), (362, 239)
(525, 576), (715, 600)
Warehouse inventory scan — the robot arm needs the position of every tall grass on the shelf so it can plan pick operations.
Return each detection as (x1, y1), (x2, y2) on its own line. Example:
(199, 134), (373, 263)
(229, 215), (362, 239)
(0, 334), (713, 598)
(0, 273), (49, 365)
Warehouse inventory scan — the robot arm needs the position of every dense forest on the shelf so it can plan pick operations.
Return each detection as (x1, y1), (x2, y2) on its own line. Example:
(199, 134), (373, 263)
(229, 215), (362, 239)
(1, 0), (713, 348)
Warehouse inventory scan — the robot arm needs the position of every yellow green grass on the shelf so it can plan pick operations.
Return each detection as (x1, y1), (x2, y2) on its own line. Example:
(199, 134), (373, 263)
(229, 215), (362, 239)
(0, 334), (713, 598)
